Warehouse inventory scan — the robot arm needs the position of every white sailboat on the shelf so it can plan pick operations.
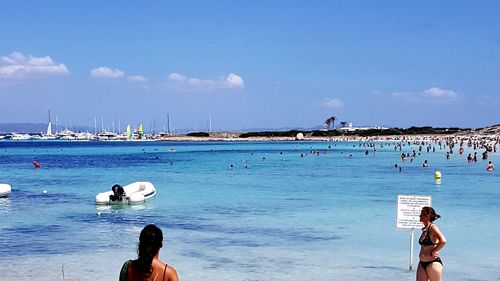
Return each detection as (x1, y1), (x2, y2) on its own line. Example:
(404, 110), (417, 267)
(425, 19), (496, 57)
(41, 110), (57, 140)
(47, 111), (52, 136)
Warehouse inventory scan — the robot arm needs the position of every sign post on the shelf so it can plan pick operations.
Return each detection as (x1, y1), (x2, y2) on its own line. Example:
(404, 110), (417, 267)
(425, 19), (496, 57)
(409, 229), (415, 270)
(396, 195), (432, 271)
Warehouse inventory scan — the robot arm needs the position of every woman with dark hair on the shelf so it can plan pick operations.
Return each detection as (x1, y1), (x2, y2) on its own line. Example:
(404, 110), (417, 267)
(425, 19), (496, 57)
(120, 224), (179, 281)
(417, 207), (447, 281)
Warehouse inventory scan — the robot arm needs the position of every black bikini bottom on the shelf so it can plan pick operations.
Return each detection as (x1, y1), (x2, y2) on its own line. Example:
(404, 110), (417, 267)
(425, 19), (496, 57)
(420, 257), (443, 270)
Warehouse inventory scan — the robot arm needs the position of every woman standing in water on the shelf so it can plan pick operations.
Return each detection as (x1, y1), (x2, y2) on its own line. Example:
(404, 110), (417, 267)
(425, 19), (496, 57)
(417, 207), (447, 281)
(120, 224), (179, 281)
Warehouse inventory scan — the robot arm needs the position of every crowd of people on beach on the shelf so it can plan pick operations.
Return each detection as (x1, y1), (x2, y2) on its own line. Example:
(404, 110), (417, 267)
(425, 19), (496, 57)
(390, 136), (497, 172)
(223, 136), (497, 174)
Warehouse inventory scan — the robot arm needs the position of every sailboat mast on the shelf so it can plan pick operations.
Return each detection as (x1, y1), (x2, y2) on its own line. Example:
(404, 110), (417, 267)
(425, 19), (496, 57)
(167, 114), (170, 135)
(209, 113), (212, 133)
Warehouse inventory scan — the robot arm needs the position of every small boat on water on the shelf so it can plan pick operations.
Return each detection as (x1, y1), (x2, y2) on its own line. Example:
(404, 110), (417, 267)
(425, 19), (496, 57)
(0, 184), (12, 198)
(95, 181), (156, 204)
(10, 133), (32, 140)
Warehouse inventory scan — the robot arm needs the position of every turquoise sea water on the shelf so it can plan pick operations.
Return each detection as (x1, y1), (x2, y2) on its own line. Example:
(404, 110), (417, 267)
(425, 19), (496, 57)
(0, 140), (499, 281)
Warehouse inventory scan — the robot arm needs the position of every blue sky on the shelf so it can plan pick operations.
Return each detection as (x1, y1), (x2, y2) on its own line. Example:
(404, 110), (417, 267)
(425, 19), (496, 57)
(1, 1), (499, 131)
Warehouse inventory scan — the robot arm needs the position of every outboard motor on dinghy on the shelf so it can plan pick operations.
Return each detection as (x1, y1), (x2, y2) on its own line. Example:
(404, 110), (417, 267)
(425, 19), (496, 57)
(110, 184), (125, 201)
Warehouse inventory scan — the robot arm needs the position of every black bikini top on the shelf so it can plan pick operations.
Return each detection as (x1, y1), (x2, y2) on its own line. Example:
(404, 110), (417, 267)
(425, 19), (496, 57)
(419, 224), (437, 246)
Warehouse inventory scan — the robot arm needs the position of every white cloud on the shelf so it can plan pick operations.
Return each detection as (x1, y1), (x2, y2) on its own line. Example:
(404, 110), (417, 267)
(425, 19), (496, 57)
(323, 98), (345, 108)
(391, 87), (459, 103)
(127, 75), (148, 82)
(225, 73), (244, 88)
(0, 51), (69, 79)
(421, 87), (458, 99)
(90, 66), (125, 78)
(166, 72), (244, 91)
(168, 73), (188, 82)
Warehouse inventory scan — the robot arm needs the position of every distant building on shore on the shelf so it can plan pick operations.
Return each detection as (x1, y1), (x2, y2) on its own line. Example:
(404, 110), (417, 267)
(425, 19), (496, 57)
(338, 122), (387, 132)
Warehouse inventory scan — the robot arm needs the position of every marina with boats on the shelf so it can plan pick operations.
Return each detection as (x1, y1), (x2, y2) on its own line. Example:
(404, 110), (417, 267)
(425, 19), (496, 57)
(0, 123), (159, 141)
(0, 111), (170, 141)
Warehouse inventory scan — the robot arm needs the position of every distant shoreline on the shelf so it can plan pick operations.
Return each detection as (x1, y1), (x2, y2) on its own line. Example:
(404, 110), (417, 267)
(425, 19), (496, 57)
(1, 134), (498, 143)
(149, 133), (500, 143)
(1, 125), (499, 142)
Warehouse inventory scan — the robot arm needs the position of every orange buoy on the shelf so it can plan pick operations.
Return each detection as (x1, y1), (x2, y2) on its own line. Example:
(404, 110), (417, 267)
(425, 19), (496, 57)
(33, 161), (41, 168)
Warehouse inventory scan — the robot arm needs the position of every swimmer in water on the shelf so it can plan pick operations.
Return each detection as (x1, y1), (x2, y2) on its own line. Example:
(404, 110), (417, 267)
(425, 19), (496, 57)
(487, 161), (494, 171)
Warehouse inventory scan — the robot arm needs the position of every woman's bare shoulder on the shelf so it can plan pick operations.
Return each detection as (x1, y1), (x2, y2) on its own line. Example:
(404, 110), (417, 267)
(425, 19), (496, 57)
(166, 265), (179, 281)
(430, 223), (441, 232)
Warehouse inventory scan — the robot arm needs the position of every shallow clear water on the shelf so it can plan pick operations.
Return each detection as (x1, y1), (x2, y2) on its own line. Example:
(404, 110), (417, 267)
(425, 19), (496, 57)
(0, 140), (499, 281)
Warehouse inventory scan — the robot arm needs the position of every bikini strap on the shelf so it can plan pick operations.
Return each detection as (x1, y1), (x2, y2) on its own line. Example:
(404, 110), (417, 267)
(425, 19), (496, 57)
(162, 264), (168, 281)
(424, 223), (432, 232)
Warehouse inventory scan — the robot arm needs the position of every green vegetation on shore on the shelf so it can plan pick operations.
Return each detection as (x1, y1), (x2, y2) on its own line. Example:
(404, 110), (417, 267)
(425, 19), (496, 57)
(186, 132), (210, 137)
(238, 126), (470, 138)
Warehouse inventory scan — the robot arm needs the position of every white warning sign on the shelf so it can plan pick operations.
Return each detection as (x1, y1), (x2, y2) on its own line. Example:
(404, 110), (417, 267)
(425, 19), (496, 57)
(396, 195), (432, 229)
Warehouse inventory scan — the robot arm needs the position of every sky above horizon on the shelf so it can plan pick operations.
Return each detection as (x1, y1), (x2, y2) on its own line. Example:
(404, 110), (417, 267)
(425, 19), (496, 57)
(1, 1), (499, 132)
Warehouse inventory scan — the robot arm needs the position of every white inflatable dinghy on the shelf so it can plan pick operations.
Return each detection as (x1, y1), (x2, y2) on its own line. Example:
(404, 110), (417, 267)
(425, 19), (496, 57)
(95, 181), (156, 204)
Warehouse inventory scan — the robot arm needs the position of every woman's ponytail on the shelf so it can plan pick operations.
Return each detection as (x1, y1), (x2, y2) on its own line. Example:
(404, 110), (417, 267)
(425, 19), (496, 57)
(422, 206), (440, 222)
(134, 224), (163, 275)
